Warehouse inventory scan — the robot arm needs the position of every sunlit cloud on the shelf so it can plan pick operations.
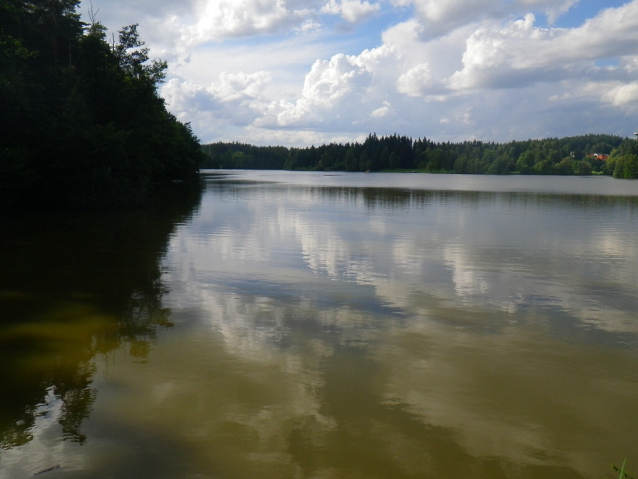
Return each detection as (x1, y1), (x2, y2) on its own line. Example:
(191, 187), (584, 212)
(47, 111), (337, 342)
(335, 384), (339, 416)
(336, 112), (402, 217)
(83, 0), (638, 145)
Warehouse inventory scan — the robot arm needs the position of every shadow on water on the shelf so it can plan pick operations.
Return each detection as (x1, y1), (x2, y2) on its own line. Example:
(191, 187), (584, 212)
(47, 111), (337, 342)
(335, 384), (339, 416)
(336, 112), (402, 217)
(203, 174), (638, 212)
(0, 182), (203, 449)
(307, 186), (638, 212)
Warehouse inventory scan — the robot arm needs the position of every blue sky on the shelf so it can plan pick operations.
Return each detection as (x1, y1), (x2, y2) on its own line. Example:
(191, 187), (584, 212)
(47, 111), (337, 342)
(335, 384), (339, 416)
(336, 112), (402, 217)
(81, 0), (638, 146)
(552, 0), (627, 27)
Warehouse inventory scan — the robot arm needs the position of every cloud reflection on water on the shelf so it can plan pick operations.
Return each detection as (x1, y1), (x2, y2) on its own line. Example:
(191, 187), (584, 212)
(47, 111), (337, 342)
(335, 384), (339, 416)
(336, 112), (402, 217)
(172, 176), (638, 341)
(150, 173), (638, 478)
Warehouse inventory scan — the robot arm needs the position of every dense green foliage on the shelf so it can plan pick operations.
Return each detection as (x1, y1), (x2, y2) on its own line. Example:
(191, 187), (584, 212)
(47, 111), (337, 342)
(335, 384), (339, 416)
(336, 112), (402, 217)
(610, 139), (638, 179)
(203, 134), (638, 178)
(0, 0), (204, 209)
(201, 142), (289, 170)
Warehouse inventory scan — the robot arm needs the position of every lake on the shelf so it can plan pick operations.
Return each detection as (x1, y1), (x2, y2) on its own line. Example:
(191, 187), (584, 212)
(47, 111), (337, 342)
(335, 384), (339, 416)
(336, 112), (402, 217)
(1, 171), (638, 479)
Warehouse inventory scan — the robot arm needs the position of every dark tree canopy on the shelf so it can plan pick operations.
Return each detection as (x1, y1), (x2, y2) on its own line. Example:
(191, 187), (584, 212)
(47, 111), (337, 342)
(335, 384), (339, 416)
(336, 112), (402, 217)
(202, 133), (636, 178)
(0, 0), (204, 210)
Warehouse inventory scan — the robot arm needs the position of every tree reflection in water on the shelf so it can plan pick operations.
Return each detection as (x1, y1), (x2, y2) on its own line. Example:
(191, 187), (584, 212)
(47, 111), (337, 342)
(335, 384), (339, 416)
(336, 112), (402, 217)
(0, 183), (202, 449)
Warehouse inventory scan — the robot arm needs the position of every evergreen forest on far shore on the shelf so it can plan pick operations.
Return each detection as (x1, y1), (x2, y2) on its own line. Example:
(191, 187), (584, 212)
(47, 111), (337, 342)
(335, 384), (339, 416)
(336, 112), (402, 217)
(0, 0), (204, 210)
(202, 133), (638, 178)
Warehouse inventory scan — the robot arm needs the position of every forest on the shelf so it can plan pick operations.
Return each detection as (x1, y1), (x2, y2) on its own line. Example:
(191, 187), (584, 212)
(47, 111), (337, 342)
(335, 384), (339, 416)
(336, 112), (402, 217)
(202, 133), (638, 178)
(0, 0), (204, 210)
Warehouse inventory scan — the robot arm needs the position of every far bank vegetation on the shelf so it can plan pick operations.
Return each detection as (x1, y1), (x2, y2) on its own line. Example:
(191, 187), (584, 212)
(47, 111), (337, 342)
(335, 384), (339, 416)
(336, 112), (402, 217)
(201, 133), (638, 178)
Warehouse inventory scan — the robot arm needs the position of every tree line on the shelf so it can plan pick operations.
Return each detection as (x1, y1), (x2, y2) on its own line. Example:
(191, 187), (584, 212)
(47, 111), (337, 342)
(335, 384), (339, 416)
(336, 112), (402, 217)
(202, 133), (638, 178)
(0, 0), (204, 210)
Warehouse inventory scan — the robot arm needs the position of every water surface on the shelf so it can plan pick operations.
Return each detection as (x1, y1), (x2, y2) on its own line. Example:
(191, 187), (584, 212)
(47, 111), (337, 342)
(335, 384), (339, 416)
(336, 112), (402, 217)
(1, 172), (638, 479)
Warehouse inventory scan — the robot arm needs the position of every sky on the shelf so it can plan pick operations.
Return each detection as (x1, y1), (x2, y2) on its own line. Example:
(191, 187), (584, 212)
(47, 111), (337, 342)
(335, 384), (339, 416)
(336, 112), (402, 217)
(79, 0), (638, 147)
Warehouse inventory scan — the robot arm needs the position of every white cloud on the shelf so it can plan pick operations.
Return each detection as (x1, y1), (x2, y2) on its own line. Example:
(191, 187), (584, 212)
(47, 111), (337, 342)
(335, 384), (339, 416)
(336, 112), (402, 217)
(184, 0), (316, 44)
(397, 63), (433, 96)
(257, 45), (399, 128)
(622, 56), (638, 73)
(369, 101), (394, 118)
(88, 0), (374, 49)
(303, 54), (371, 106)
(602, 82), (638, 107)
(390, 0), (496, 38)
(162, 71), (272, 130)
(102, 0), (378, 48)
(294, 19), (322, 34)
(447, 2), (638, 93)
(512, 0), (578, 24)
(210, 71), (272, 101)
(447, 14), (542, 91)
(239, 126), (366, 146)
(370, 104), (390, 118)
(320, 0), (380, 22)
(163, 71), (271, 111)
(388, 0), (578, 39)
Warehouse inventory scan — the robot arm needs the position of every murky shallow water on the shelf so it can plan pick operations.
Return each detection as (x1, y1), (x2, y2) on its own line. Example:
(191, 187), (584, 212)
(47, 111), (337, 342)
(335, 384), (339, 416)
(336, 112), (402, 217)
(2, 171), (638, 478)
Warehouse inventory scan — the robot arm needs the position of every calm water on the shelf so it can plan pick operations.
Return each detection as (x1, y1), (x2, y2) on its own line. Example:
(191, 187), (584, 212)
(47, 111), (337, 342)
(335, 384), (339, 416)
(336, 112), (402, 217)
(2, 171), (638, 479)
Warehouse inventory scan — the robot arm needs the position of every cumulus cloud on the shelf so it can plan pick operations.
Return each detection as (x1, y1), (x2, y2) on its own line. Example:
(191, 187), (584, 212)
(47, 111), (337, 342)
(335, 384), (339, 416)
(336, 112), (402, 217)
(370, 103), (391, 118)
(303, 54), (371, 106)
(447, 14), (544, 91)
(602, 82), (638, 108)
(162, 71), (272, 128)
(447, 2), (638, 92)
(162, 79), (215, 115)
(370, 107), (387, 118)
(183, 0), (316, 44)
(320, 0), (380, 22)
(86, 0), (382, 49)
(210, 71), (272, 101)
(99, 0), (379, 48)
(511, 0), (578, 24)
(397, 63), (433, 96)
(390, 0), (496, 38)
(257, 45), (399, 128)
(388, 0), (578, 39)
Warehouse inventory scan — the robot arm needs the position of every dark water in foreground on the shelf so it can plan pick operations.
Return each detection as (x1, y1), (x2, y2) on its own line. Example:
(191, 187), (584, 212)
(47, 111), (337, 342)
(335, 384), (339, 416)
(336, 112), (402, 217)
(1, 171), (638, 479)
